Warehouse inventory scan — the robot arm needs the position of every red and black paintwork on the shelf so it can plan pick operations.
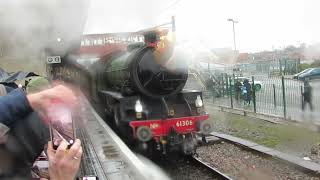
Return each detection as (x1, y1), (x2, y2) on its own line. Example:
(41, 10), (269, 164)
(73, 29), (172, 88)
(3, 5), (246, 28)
(98, 88), (210, 155)
(130, 114), (209, 138)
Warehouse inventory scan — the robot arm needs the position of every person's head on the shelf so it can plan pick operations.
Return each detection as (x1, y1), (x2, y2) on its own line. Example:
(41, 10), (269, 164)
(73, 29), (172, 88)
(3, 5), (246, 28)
(26, 77), (51, 94)
(243, 79), (249, 84)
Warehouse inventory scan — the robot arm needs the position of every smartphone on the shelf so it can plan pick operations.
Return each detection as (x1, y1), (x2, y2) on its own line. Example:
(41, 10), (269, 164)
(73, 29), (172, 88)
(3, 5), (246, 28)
(48, 102), (75, 150)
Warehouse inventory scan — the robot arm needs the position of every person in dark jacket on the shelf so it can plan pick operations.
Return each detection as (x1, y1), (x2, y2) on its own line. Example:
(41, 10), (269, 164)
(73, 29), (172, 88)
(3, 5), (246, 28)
(243, 79), (251, 105)
(0, 80), (51, 178)
(302, 79), (313, 111)
(234, 80), (242, 101)
(0, 84), (13, 95)
(0, 88), (33, 128)
(0, 84), (12, 144)
(0, 84), (80, 179)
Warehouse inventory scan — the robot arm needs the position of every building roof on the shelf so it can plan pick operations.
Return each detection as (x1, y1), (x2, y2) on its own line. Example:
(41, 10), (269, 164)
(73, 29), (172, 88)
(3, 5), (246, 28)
(78, 43), (127, 58)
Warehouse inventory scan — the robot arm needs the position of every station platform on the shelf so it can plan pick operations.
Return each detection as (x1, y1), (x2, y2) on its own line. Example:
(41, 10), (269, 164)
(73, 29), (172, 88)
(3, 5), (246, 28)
(76, 97), (151, 180)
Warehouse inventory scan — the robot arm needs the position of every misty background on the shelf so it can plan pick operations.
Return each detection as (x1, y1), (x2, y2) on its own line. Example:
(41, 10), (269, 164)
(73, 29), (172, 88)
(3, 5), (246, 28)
(85, 0), (320, 53)
(0, 0), (88, 56)
(1, 0), (320, 73)
(0, 0), (88, 74)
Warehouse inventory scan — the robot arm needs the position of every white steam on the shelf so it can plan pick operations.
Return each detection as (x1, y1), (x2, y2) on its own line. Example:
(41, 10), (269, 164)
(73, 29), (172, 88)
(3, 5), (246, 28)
(84, 0), (174, 34)
(0, 0), (89, 58)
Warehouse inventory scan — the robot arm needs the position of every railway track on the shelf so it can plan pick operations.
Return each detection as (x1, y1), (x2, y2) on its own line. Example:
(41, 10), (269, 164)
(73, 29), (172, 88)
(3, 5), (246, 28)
(154, 152), (232, 180)
(157, 133), (320, 179)
(191, 155), (233, 180)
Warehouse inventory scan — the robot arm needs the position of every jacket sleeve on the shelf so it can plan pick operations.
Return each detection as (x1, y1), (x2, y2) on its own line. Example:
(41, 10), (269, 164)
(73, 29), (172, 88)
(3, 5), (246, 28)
(0, 89), (33, 128)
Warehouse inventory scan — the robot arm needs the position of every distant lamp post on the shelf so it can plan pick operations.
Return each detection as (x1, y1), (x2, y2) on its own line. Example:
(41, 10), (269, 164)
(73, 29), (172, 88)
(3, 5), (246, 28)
(227, 18), (238, 62)
(227, 18), (238, 51)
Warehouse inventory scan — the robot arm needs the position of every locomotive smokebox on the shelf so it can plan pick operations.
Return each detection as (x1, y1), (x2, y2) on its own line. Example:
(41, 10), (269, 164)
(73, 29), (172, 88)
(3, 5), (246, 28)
(103, 45), (188, 98)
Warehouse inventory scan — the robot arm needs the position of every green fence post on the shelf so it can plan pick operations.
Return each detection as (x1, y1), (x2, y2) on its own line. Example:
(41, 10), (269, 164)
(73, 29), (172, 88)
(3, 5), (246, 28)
(221, 73), (224, 97)
(225, 74), (229, 97)
(279, 59), (282, 75)
(284, 59), (288, 75)
(281, 75), (287, 119)
(252, 76), (256, 113)
(229, 76), (233, 109)
(300, 85), (303, 110)
(273, 84), (277, 107)
(233, 73), (236, 101)
(296, 59), (300, 74)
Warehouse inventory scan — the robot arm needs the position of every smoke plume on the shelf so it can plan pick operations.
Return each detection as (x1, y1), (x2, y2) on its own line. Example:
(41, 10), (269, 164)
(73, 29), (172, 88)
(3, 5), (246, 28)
(0, 0), (89, 58)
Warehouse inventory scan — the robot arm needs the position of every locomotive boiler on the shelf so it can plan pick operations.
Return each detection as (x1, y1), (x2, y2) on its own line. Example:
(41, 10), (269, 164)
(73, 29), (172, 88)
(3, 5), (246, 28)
(103, 44), (188, 98)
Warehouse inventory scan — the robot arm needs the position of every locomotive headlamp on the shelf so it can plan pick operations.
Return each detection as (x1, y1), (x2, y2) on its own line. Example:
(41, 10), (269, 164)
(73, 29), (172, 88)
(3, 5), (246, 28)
(136, 126), (152, 142)
(136, 112), (142, 119)
(169, 109), (175, 116)
(195, 95), (203, 108)
(135, 100), (143, 113)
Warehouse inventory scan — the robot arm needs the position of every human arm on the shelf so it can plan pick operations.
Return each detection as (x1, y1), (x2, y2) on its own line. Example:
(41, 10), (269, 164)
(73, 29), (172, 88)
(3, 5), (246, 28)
(27, 85), (76, 111)
(0, 85), (76, 128)
(0, 88), (33, 128)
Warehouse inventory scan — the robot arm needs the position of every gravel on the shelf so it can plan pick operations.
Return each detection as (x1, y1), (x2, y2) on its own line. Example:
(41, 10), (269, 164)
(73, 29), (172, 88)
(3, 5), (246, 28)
(197, 142), (320, 180)
(155, 154), (221, 180)
(206, 106), (320, 165)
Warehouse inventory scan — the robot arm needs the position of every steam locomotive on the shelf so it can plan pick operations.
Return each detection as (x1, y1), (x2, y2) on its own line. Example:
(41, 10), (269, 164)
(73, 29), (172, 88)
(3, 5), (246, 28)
(47, 19), (212, 155)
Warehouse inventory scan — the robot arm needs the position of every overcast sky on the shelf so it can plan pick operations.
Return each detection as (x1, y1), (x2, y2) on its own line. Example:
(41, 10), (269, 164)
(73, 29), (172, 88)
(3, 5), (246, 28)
(84, 0), (320, 53)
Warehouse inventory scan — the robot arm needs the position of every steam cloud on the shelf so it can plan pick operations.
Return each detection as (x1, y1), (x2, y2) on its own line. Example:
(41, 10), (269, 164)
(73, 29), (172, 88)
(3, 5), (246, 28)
(0, 0), (89, 58)
(84, 0), (174, 34)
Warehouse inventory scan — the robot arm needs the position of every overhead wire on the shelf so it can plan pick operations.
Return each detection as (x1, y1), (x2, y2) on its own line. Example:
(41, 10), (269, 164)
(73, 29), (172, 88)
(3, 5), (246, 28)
(137, 0), (184, 32)
(158, 0), (183, 15)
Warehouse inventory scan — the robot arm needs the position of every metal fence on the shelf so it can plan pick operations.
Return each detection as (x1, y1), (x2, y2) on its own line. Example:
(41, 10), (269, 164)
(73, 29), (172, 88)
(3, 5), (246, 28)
(205, 74), (320, 123)
(234, 59), (300, 76)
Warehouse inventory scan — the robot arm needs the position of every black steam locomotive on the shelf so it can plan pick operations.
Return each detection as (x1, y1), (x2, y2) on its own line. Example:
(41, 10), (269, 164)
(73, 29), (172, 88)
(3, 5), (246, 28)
(47, 19), (212, 155)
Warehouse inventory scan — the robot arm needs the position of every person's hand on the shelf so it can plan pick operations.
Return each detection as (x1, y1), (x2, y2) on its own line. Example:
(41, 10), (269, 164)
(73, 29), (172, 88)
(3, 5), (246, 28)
(47, 139), (83, 180)
(27, 85), (77, 111)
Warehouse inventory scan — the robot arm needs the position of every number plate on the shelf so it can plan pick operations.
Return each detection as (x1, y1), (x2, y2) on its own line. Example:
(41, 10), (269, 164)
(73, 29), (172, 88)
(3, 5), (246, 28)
(176, 120), (193, 127)
(46, 56), (61, 64)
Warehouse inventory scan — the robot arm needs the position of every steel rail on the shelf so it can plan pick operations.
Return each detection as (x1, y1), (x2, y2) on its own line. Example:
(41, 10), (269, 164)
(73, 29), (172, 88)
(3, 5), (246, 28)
(191, 155), (233, 180)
